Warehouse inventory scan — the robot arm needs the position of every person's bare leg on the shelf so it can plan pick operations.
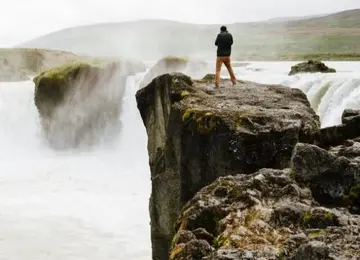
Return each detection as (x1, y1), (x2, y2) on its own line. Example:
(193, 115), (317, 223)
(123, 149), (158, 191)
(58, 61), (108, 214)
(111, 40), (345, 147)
(223, 56), (237, 85)
(215, 57), (223, 87)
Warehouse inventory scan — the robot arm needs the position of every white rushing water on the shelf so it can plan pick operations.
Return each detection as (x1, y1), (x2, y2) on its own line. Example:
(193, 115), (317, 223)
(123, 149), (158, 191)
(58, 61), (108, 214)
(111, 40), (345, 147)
(0, 74), (151, 260)
(0, 61), (359, 260)
(233, 61), (360, 127)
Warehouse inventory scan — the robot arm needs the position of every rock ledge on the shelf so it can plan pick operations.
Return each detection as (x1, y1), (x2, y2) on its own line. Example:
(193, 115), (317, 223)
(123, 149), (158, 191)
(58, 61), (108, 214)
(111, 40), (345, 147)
(136, 73), (320, 260)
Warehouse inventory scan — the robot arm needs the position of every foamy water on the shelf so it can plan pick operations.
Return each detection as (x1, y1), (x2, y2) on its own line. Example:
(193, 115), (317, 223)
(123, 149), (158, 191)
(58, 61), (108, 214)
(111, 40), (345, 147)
(0, 74), (151, 260)
(0, 61), (359, 259)
(233, 61), (360, 127)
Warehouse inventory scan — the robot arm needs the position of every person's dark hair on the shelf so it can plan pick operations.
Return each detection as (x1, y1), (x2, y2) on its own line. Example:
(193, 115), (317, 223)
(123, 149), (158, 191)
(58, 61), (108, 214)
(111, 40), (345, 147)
(220, 26), (227, 32)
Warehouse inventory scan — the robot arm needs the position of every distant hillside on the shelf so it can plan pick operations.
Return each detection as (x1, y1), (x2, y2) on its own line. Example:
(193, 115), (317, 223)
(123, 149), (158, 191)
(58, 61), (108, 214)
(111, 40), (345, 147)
(18, 9), (360, 61)
(286, 9), (360, 28)
(0, 48), (82, 81)
(266, 14), (327, 23)
(0, 48), (142, 82)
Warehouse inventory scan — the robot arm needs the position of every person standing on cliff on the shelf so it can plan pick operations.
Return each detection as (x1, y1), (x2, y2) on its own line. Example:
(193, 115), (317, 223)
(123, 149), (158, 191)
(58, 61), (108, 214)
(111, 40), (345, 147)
(214, 25), (237, 88)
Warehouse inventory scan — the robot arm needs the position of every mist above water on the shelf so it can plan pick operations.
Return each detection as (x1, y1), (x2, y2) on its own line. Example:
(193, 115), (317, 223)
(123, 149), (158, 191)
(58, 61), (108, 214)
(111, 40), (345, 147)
(0, 73), (151, 260)
(39, 64), (131, 150)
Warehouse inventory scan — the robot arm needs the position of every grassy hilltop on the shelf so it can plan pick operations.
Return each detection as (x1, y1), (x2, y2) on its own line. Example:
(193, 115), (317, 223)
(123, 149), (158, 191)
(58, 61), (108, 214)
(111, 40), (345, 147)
(19, 9), (360, 61)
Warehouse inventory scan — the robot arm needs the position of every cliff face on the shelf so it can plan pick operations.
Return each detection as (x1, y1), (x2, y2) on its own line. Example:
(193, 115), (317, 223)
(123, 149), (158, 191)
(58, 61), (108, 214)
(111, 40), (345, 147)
(170, 165), (360, 259)
(316, 109), (360, 148)
(135, 73), (320, 260)
(170, 139), (360, 259)
(34, 59), (145, 149)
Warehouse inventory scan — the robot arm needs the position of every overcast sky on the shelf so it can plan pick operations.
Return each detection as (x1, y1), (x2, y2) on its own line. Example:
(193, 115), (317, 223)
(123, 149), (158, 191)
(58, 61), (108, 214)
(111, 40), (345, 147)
(0, 0), (359, 46)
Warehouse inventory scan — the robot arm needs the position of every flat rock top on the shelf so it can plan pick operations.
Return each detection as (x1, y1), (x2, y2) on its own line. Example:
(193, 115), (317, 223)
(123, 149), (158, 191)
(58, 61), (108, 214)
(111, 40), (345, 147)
(194, 79), (307, 109)
(175, 75), (320, 135)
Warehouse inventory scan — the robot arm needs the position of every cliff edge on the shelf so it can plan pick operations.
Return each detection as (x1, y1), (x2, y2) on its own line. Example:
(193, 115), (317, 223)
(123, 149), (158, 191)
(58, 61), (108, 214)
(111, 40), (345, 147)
(34, 59), (145, 149)
(136, 73), (320, 260)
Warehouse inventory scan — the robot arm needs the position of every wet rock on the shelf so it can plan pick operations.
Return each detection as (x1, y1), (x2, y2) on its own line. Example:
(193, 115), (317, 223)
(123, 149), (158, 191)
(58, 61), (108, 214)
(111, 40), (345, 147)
(204, 249), (263, 260)
(192, 228), (215, 245)
(136, 73), (320, 260)
(292, 143), (360, 214)
(289, 60), (336, 76)
(171, 230), (196, 246)
(334, 141), (360, 159)
(202, 73), (216, 82)
(342, 109), (360, 124)
(291, 241), (332, 260)
(171, 168), (360, 260)
(170, 239), (213, 260)
(34, 60), (144, 149)
(317, 109), (360, 148)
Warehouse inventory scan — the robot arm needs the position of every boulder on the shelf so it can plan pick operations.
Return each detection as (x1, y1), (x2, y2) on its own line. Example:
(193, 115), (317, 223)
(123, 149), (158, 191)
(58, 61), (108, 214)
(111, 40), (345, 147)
(316, 109), (360, 148)
(171, 168), (360, 260)
(139, 56), (210, 89)
(135, 73), (320, 260)
(34, 59), (144, 149)
(292, 142), (360, 214)
(289, 60), (336, 76)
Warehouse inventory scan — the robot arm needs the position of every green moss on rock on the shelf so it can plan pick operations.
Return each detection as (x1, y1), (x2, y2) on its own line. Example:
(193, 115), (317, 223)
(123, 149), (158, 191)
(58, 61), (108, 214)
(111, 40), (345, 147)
(33, 59), (134, 149)
(181, 109), (218, 134)
(181, 90), (190, 98)
(307, 230), (327, 238)
(33, 61), (106, 119)
(182, 109), (192, 121)
(301, 209), (337, 229)
(213, 234), (230, 249)
(169, 244), (185, 260)
(34, 61), (101, 84)
(343, 184), (360, 209)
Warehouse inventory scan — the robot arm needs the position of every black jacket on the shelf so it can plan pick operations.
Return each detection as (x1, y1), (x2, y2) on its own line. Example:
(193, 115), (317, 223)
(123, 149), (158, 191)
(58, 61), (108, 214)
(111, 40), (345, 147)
(215, 31), (233, 57)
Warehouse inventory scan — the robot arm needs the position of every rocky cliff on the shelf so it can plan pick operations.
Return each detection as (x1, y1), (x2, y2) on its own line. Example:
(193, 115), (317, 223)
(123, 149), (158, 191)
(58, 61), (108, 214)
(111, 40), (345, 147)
(136, 73), (320, 260)
(171, 165), (360, 259)
(34, 59), (145, 149)
(169, 135), (360, 259)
